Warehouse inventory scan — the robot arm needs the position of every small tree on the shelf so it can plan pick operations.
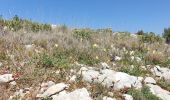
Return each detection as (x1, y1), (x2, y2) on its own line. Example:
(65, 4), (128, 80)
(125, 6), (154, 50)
(163, 28), (170, 44)
(136, 30), (145, 35)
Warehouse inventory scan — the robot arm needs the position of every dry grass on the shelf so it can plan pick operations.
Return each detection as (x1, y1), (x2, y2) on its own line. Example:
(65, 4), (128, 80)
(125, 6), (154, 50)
(0, 26), (170, 99)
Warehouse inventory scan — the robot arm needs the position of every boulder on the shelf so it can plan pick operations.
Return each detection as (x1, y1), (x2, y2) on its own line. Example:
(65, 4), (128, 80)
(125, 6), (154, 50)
(37, 83), (69, 98)
(151, 66), (170, 80)
(0, 74), (14, 83)
(80, 67), (142, 90)
(144, 77), (156, 84)
(52, 88), (92, 100)
(81, 69), (100, 83)
(113, 72), (142, 90)
(101, 62), (110, 69)
(147, 84), (170, 100)
(122, 94), (133, 100)
(69, 75), (77, 83)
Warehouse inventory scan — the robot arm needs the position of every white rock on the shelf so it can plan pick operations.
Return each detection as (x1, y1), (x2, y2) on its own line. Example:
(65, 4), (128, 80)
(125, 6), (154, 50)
(37, 83), (69, 98)
(98, 69), (116, 87)
(151, 65), (170, 80)
(47, 81), (55, 87)
(103, 96), (116, 100)
(10, 81), (17, 86)
(108, 92), (114, 97)
(141, 66), (146, 70)
(123, 94), (133, 100)
(115, 56), (121, 61)
(112, 63), (116, 66)
(101, 62), (110, 69)
(78, 67), (88, 74)
(81, 69), (99, 83)
(25, 44), (35, 50)
(137, 77), (144, 82)
(0, 74), (14, 83)
(144, 77), (156, 84)
(147, 84), (170, 100)
(80, 67), (142, 90)
(69, 75), (77, 83)
(52, 88), (92, 100)
(113, 72), (142, 90)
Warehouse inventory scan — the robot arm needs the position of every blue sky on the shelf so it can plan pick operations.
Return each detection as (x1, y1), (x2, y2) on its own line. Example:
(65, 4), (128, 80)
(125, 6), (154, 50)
(0, 0), (170, 34)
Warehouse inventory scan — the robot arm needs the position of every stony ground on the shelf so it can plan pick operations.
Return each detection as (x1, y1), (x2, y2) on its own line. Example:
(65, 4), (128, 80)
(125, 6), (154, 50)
(0, 26), (170, 100)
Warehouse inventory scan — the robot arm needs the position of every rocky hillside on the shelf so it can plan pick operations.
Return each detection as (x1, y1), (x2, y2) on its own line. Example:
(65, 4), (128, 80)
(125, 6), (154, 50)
(0, 23), (170, 100)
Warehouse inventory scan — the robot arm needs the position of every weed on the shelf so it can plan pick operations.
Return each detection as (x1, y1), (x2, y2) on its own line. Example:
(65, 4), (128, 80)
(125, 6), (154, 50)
(127, 86), (161, 100)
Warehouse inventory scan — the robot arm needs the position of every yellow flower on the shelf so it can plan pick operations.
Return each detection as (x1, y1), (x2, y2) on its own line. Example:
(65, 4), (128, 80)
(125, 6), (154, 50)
(93, 44), (99, 48)
(55, 44), (58, 48)
(95, 56), (99, 59)
(80, 38), (83, 42)
(111, 44), (114, 48)
(103, 48), (106, 52)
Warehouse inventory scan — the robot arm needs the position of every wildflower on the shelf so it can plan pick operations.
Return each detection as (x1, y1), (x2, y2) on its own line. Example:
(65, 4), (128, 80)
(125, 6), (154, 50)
(55, 44), (58, 48)
(111, 44), (114, 48)
(93, 44), (99, 48)
(103, 48), (106, 52)
(95, 56), (99, 59)
(130, 51), (134, 55)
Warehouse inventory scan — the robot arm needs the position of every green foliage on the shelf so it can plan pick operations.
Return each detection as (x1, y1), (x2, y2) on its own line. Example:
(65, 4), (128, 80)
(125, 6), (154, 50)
(96, 28), (112, 33)
(163, 28), (170, 44)
(43, 97), (53, 100)
(41, 54), (54, 67)
(7, 15), (22, 31)
(120, 65), (148, 76)
(159, 57), (170, 68)
(37, 51), (70, 69)
(77, 51), (100, 66)
(31, 22), (51, 32)
(128, 86), (161, 100)
(136, 30), (145, 35)
(138, 32), (162, 43)
(0, 15), (51, 32)
(73, 29), (94, 39)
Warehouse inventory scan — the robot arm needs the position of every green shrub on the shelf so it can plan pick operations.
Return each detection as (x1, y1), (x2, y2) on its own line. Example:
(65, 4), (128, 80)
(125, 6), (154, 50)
(120, 65), (148, 76)
(77, 51), (100, 66)
(1, 15), (51, 32)
(43, 97), (53, 100)
(163, 28), (170, 44)
(139, 32), (162, 43)
(128, 86), (161, 100)
(136, 30), (145, 35)
(37, 53), (70, 69)
(39, 54), (55, 68)
(73, 29), (94, 40)
(7, 15), (22, 31)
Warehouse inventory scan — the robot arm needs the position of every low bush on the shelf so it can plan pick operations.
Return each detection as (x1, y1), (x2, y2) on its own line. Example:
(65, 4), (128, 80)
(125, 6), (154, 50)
(163, 28), (170, 44)
(138, 32), (162, 43)
(73, 29), (95, 40)
(128, 86), (161, 100)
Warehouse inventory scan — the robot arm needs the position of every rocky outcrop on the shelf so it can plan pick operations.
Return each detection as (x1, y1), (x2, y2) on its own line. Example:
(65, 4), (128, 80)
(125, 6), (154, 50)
(0, 74), (14, 84)
(52, 88), (92, 100)
(79, 65), (142, 91)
